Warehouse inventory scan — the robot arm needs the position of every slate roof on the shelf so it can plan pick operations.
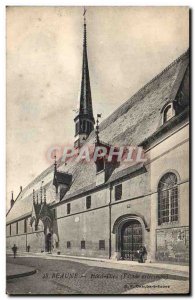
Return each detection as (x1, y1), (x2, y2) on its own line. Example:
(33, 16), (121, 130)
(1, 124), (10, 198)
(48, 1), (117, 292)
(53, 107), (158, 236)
(6, 50), (189, 224)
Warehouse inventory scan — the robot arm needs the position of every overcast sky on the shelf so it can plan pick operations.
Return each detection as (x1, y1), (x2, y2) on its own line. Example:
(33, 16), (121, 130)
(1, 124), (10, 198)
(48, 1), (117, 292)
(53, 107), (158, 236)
(6, 6), (189, 207)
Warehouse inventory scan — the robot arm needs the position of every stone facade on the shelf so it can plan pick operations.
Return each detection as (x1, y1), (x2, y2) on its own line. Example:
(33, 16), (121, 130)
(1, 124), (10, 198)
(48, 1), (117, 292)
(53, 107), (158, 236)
(6, 118), (189, 262)
(6, 20), (189, 264)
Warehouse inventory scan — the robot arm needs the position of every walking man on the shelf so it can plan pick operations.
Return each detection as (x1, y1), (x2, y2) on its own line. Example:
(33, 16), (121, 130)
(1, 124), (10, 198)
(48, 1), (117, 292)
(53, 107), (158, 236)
(12, 244), (17, 259)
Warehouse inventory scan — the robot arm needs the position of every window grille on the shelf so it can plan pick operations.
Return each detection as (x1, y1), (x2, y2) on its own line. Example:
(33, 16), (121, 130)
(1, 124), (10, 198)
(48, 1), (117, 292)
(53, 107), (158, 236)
(158, 172), (178, 225)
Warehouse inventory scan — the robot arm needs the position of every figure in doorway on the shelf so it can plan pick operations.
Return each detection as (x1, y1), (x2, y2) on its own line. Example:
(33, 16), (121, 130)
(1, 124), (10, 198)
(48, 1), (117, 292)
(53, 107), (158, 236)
(46, 233), (52, 253)
(138, 246), (147, 263)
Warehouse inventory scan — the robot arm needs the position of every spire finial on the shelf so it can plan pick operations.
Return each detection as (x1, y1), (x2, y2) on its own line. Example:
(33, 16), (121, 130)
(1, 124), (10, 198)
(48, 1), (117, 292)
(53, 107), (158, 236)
(54, 150), (57, 173)
(44, 188), (46, 203)
(83, 7), (87, 47)
(40, 181), (44, 204)
(10, 191), (15, 208)
(83, 6), (87, 25)
(33, 189), (35, 203)
(36, 194), (39, 204)
(95, 114), (102, 144)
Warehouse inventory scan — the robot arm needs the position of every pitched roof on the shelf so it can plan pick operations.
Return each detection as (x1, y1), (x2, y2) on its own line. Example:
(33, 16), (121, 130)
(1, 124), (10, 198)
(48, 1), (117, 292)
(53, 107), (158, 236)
(6, 50), (189, 223)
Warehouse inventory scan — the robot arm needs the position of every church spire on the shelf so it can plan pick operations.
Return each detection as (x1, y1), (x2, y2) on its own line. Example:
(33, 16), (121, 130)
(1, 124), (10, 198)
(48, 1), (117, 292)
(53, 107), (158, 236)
(74, 8), (95, 148)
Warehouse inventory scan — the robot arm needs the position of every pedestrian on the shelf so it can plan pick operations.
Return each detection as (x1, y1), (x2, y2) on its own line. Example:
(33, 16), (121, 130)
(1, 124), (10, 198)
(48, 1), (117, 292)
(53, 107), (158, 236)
(27, 245), (30, 252)
(12, 244), (17, 259)
(138, 246), (147, 263)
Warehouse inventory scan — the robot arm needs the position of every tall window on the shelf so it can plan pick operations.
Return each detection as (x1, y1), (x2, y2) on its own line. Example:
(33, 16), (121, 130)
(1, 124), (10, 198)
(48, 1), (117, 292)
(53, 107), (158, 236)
(67, 241), (71, 249)
(24, 219), (27, 233)
(10, 224), (11, 236)
(158, 172), (178, 225)
(16, 222), (18, 235)
(67, 203), (71, 215)
(115, 184), (122, 201)
(86, 196), (91, 209)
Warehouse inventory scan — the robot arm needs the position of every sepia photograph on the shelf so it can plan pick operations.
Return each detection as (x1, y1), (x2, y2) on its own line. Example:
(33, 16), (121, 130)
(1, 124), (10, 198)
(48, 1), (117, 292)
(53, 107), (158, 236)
(6, 6), (190, 295)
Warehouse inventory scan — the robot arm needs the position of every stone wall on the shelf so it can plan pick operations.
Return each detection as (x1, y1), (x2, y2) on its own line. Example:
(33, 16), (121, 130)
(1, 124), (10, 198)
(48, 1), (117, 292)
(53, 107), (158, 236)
(156, 226), (189, 262)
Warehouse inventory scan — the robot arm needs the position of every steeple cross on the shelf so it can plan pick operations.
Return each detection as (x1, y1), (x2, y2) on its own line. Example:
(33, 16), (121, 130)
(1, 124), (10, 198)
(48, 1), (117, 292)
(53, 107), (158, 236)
(83, 7), (87, 23)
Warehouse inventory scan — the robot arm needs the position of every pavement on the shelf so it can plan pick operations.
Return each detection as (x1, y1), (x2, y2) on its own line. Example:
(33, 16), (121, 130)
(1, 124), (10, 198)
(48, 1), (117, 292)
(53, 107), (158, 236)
(6, 254), (190, 295)
(7, 262), (36, 280)
(8, 251), (189, 276)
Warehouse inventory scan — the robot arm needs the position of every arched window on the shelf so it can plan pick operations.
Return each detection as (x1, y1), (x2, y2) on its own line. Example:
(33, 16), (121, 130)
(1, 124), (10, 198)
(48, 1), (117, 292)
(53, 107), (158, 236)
(163, 104), (173, 123)
(158, 172), (178, 225)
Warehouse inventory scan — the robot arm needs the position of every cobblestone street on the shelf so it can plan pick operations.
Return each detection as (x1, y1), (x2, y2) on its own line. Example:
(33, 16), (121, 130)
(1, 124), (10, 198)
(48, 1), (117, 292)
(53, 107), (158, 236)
(6, 255), (189, 295)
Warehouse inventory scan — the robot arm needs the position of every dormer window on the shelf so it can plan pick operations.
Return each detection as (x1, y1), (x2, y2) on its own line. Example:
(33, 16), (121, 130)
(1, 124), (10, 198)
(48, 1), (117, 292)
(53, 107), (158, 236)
(161, 102), (175, 124)
(53, 168), (72, 201)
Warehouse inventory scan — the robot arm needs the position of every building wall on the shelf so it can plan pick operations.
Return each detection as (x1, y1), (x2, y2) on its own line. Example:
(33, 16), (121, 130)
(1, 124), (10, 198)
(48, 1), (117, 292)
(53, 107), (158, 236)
(7, 234), (27, 252)
(149, 122), (189, 262)
(57, 207), (110, 257)
(54, 171), (150, 258)
(6, 124), (189, 263)
(6, 216), (44, 252)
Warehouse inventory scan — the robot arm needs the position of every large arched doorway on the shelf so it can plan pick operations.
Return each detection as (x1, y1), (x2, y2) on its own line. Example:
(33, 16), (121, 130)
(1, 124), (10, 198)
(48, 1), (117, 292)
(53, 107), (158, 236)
(112, 214), (148, 261)
(121, 220), (142, 260)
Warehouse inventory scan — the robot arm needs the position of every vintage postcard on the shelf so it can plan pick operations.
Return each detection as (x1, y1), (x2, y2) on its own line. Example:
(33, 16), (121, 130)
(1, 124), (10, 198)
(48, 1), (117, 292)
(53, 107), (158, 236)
(6, 6), (190, 295)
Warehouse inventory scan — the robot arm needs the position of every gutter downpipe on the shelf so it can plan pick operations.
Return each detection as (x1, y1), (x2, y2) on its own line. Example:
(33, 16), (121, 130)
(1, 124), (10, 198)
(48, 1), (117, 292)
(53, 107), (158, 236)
(109, 184), (112, 259)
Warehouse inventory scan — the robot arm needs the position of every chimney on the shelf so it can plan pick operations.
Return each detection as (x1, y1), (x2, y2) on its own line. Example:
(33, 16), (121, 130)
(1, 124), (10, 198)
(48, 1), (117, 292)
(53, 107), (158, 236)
(10, 191), (14, 209)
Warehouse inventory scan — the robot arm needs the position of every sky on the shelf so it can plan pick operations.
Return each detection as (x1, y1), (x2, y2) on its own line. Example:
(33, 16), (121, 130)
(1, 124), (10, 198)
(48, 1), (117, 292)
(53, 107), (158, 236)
(6, 6), (189, 208)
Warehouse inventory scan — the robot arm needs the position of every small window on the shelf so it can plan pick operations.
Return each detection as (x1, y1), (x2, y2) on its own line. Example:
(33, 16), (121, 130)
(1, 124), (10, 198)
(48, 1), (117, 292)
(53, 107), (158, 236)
(10, 224), (11, 236)
(67, 203), (71, 215)
(67, 241), (71, 248)
(99, 240), (105, 250)
(115, 184), (122, 201)
(163, 104), (174, 123)
(24, 219), (27, 233)
(86, 196), (91, 209)
(16, 222), (18, 235)
(81, 241), (85, 249)
(96, 158), (104, 173)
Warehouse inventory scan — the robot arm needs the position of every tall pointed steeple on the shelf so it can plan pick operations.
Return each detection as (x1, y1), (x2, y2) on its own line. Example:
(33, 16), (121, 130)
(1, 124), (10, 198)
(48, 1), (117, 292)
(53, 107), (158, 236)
(74, 8), (95, 148)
